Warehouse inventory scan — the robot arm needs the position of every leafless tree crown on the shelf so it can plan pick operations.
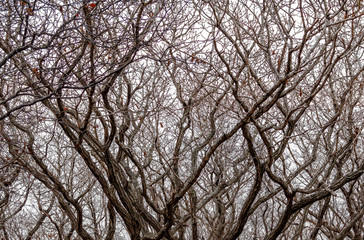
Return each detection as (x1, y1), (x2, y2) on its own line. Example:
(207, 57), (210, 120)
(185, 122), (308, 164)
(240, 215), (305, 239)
(1, 0), (363, 239)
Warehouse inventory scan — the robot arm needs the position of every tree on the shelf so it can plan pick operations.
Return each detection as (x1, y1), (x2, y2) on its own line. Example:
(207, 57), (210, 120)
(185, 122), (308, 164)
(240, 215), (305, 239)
(1, 0), (363, 239)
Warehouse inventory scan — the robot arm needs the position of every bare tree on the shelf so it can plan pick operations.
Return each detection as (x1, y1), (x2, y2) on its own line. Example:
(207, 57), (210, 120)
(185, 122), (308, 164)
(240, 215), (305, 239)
(1, 0), (363, 239)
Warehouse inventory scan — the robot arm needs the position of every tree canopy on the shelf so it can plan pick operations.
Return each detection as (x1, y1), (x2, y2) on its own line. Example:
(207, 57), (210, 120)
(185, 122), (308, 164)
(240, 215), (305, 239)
(1, 0), (363, 239)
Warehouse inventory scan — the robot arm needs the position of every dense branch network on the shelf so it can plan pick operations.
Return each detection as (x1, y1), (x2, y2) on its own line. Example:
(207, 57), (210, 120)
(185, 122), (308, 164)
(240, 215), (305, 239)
(0, 0), (363, 239)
